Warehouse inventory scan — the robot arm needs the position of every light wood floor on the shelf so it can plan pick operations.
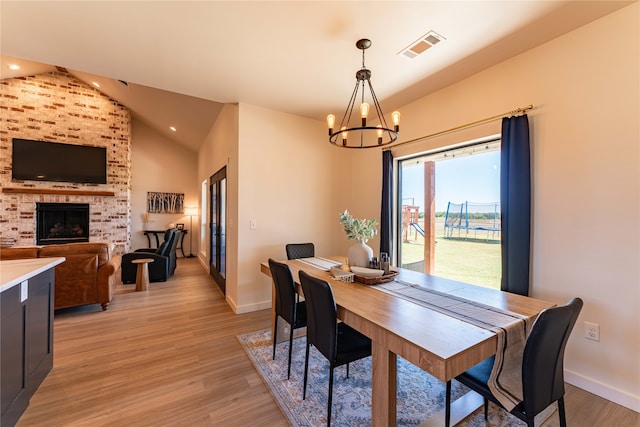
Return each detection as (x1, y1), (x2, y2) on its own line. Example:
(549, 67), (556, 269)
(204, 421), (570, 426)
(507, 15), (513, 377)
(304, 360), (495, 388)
(17, 258), (638, 426)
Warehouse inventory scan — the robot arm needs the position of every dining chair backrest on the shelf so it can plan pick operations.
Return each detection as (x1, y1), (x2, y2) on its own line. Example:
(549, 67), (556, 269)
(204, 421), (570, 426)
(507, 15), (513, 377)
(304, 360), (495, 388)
(299, 270), (338, 362)
(522, 297), (583, 417)
(286, 243), (315, 260)
(268, 258), (299, 325)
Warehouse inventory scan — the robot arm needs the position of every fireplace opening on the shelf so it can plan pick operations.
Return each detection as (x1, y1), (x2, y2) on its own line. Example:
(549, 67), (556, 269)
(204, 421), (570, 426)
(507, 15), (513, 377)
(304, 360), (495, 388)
(36, 203), (90, 245)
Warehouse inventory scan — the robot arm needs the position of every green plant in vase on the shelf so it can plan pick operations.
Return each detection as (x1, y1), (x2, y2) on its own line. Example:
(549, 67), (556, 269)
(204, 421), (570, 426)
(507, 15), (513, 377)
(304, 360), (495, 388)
(339, 210), (378, 267)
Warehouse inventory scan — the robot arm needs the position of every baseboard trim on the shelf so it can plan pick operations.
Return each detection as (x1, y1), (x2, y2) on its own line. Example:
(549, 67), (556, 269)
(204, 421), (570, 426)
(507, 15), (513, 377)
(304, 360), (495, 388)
(233, 299), (271, 314)
(565, 369), (640, 412)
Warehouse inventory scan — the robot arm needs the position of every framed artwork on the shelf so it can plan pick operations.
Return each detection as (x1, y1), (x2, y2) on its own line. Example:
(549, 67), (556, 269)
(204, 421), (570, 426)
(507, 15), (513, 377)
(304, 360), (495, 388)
(147, 192), (184, 214)
(176, 223), (185, 230)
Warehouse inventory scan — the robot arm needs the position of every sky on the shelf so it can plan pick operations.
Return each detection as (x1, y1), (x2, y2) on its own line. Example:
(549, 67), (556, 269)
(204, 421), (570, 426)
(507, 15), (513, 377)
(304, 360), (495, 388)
(401, 150), (500, 213)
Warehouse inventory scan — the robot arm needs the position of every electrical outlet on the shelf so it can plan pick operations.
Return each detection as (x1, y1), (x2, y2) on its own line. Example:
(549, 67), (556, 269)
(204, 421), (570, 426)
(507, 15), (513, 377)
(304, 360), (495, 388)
(584, 321), (600, 341)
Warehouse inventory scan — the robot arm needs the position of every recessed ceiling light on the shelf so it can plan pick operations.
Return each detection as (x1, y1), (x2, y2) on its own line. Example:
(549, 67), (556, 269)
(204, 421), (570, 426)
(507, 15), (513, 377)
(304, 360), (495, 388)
(92, 82), (100, 88)
(9, 64), (20, 70)
(170, 126), (177, 132)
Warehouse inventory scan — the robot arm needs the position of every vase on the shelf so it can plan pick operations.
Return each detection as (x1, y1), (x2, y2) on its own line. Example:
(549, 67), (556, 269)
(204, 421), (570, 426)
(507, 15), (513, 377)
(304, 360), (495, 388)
(348, 239), (373, 268)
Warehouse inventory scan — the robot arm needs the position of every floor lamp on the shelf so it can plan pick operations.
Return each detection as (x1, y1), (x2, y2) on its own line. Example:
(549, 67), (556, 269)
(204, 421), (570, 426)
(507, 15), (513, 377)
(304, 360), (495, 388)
(185, 206), (198, 258)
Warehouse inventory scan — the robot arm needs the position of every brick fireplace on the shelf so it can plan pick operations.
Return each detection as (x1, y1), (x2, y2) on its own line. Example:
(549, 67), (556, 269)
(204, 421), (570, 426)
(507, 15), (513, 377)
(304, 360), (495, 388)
(0, 71), (132, 253)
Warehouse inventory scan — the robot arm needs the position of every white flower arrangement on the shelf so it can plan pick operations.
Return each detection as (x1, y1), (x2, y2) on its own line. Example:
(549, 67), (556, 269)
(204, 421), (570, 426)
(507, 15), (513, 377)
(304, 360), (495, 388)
(339, 210), (378, 242)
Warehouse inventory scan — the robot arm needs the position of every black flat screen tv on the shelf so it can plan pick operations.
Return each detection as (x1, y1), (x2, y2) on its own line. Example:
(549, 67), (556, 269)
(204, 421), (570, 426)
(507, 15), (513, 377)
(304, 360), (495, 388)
(12, 138), (107, 184)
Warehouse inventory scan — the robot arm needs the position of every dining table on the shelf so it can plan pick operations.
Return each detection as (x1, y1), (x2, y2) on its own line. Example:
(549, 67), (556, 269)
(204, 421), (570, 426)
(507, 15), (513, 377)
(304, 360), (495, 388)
(260, 256), (554, 426)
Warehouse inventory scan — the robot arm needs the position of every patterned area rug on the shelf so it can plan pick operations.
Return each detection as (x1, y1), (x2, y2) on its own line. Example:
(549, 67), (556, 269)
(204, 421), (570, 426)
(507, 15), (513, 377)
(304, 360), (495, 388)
(238, 328), (555, 426)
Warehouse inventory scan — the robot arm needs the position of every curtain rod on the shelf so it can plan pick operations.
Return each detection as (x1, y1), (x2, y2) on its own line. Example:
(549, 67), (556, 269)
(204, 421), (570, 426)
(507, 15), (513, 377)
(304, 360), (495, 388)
(385, 104), (533, 150)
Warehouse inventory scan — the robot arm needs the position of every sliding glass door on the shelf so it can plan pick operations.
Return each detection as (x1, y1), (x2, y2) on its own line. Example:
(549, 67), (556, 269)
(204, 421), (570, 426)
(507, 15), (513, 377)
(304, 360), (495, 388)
(397, 140), (502, 289)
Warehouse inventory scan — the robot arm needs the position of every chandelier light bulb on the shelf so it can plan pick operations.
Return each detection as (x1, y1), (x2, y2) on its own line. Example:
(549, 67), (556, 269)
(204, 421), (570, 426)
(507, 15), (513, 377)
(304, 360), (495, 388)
(392, 111), (401, 132)
(327, 114), (335, 135)
(341, 126), (348, 146)
(360, 103), (370, 126)
(377, 125), (383, 144)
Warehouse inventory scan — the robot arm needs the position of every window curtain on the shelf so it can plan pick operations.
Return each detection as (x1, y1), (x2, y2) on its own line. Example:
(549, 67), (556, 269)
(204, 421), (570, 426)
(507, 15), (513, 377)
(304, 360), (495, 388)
(380, 149), (393, 256)
(500, 114), (531, 296)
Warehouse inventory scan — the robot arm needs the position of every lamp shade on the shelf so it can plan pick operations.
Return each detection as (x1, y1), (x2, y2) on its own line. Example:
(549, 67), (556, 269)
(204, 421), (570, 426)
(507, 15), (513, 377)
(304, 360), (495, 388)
(185, 206), (198, 216)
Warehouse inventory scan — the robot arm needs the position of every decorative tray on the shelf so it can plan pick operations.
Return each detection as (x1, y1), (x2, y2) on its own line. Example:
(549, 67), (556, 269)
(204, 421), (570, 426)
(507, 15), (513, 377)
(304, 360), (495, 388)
(354, 270), (398, 285)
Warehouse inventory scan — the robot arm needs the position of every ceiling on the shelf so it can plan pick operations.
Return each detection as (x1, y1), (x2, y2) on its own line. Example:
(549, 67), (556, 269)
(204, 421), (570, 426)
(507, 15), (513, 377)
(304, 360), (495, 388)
(0, 1), (633, 152)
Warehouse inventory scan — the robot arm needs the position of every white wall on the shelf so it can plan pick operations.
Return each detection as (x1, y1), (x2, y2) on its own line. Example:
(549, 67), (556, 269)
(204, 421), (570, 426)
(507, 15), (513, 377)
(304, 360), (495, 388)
(234, 103), (352, 313)
(352, 4), (639, 411)
(131, 120), (199, 254)
(198, 103), (353, 312)
(197, 103), (239, 304)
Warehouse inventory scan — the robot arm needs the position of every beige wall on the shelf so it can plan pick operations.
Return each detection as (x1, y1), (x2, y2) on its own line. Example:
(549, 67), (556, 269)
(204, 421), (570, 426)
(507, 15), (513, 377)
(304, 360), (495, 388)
(234, 103), (353, 313)
(352, 3), (639, 411)
(130, 120), (199, 253)
(198, 104), (239, 304)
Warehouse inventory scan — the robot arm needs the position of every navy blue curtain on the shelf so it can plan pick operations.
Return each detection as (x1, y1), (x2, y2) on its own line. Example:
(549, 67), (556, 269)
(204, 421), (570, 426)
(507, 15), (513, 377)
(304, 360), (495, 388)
(380, 150), (393, 256)
(500, 115), (531, 296)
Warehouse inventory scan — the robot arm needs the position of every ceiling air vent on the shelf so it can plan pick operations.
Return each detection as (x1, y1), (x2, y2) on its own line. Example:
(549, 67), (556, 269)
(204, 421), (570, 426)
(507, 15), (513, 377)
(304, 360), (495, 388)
(399, 30), (445, 59)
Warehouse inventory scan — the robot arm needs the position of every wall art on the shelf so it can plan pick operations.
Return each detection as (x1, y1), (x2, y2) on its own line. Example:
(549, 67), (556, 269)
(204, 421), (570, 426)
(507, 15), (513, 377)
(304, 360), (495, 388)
(147, 192), (184, 214)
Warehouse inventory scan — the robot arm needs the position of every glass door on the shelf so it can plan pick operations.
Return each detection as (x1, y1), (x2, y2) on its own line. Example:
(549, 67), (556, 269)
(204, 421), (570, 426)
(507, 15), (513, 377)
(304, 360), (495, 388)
(397, 140), (502, 289)
(209, 167), (226, 293)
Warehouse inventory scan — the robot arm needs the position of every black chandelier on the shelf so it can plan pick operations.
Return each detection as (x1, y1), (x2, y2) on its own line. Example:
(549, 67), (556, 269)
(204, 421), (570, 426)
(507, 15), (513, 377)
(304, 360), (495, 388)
(327, 39), (400, 149)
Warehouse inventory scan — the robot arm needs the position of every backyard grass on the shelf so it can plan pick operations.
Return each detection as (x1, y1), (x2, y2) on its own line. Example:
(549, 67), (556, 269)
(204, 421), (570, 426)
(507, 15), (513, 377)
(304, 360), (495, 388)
(401, 225), (501, 289)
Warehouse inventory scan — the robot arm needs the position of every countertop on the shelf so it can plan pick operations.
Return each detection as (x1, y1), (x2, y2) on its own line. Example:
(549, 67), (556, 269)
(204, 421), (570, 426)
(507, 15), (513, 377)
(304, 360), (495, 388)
(0, 257), (65, 293)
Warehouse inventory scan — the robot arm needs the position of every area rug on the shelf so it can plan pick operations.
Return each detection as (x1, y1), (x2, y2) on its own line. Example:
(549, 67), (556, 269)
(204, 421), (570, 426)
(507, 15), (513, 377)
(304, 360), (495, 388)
(238, 328), (556, 426)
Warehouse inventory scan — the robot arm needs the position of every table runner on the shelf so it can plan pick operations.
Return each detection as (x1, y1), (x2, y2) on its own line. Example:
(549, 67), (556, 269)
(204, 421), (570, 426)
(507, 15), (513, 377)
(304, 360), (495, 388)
(297, 257), (343, 271)
(376, 279), (534, 411)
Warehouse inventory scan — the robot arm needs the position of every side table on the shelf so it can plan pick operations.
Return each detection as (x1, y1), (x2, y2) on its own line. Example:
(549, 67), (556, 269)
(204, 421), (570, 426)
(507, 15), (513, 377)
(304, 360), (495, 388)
(131, 258), (154, 291)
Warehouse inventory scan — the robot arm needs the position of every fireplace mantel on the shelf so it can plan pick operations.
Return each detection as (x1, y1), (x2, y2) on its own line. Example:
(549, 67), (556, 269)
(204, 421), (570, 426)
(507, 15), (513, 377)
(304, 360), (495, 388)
(2, 187), (115, 197)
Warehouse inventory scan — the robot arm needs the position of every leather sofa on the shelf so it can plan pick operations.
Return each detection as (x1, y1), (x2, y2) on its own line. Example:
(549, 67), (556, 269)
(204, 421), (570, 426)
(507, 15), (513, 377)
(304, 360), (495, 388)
(0, 242), (121, 311)
(121, 229), (179, 284)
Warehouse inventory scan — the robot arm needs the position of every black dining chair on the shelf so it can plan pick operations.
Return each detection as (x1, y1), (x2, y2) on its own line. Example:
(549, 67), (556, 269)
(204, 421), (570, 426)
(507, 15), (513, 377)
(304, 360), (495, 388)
(268, 258), (307, 380)
(299, 270), (372, 427)
(445, 297), (583, 427)
(285, 242), (315, 260)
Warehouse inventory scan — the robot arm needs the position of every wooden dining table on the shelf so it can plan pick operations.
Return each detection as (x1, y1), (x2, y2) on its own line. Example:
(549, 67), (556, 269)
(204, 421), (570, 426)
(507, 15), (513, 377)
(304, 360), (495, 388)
(260, 257), (554, 426)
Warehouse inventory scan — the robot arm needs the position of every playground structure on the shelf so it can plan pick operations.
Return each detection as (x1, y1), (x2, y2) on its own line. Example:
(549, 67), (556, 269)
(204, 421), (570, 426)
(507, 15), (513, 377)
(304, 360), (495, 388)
(401, 204), (421, 242)
(444, 201), (501, 240)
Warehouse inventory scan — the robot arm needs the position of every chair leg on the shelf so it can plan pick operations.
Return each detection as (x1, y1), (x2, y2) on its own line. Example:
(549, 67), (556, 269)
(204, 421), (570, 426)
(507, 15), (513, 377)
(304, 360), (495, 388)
(346, 362), (350, 379)
(445, 381), (451, 427)
(272, 316), (278, 360)
(303, 343), (310, 400)
(484, 398), (489, 419)
(287, 321), (294, 379)
(327, 367), (334, 427)
(558, 397), (567, 427)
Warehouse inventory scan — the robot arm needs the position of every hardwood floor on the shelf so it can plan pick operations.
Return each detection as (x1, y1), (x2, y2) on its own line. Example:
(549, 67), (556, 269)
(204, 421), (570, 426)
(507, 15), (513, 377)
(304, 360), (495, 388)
(17, 258), (286, 427)
(16, 258), (638, 426)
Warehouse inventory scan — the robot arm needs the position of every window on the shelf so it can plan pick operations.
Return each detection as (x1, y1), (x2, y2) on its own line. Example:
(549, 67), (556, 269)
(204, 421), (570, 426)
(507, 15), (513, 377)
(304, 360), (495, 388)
(397, 139), (501, 289)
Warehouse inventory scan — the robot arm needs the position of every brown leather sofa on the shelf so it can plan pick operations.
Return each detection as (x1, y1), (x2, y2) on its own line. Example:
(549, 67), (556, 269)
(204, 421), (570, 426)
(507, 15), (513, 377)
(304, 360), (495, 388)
(0, 242), (121, 311)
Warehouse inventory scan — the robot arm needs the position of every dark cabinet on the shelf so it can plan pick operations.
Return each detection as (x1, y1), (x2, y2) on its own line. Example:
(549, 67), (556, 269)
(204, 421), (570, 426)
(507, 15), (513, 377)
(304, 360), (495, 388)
(1, 268), (54, 427)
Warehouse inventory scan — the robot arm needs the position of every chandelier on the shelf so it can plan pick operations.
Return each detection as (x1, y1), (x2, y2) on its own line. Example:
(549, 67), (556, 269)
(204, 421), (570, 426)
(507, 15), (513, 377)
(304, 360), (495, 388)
(327, 39), (400, 149)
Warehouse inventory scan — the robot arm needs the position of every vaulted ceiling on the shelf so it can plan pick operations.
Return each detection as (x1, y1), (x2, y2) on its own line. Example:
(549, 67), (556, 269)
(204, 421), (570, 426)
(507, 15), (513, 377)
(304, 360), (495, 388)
(1, 1), (633, 151)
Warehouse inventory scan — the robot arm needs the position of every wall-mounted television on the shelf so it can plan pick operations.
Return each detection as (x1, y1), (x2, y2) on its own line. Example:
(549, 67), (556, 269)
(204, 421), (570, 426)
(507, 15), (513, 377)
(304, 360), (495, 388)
(12, 138), (107, 184)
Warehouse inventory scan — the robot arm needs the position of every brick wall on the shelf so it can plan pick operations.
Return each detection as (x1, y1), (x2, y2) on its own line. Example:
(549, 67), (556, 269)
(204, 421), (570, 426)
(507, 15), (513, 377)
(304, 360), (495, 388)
(0, 71), (131, 253)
